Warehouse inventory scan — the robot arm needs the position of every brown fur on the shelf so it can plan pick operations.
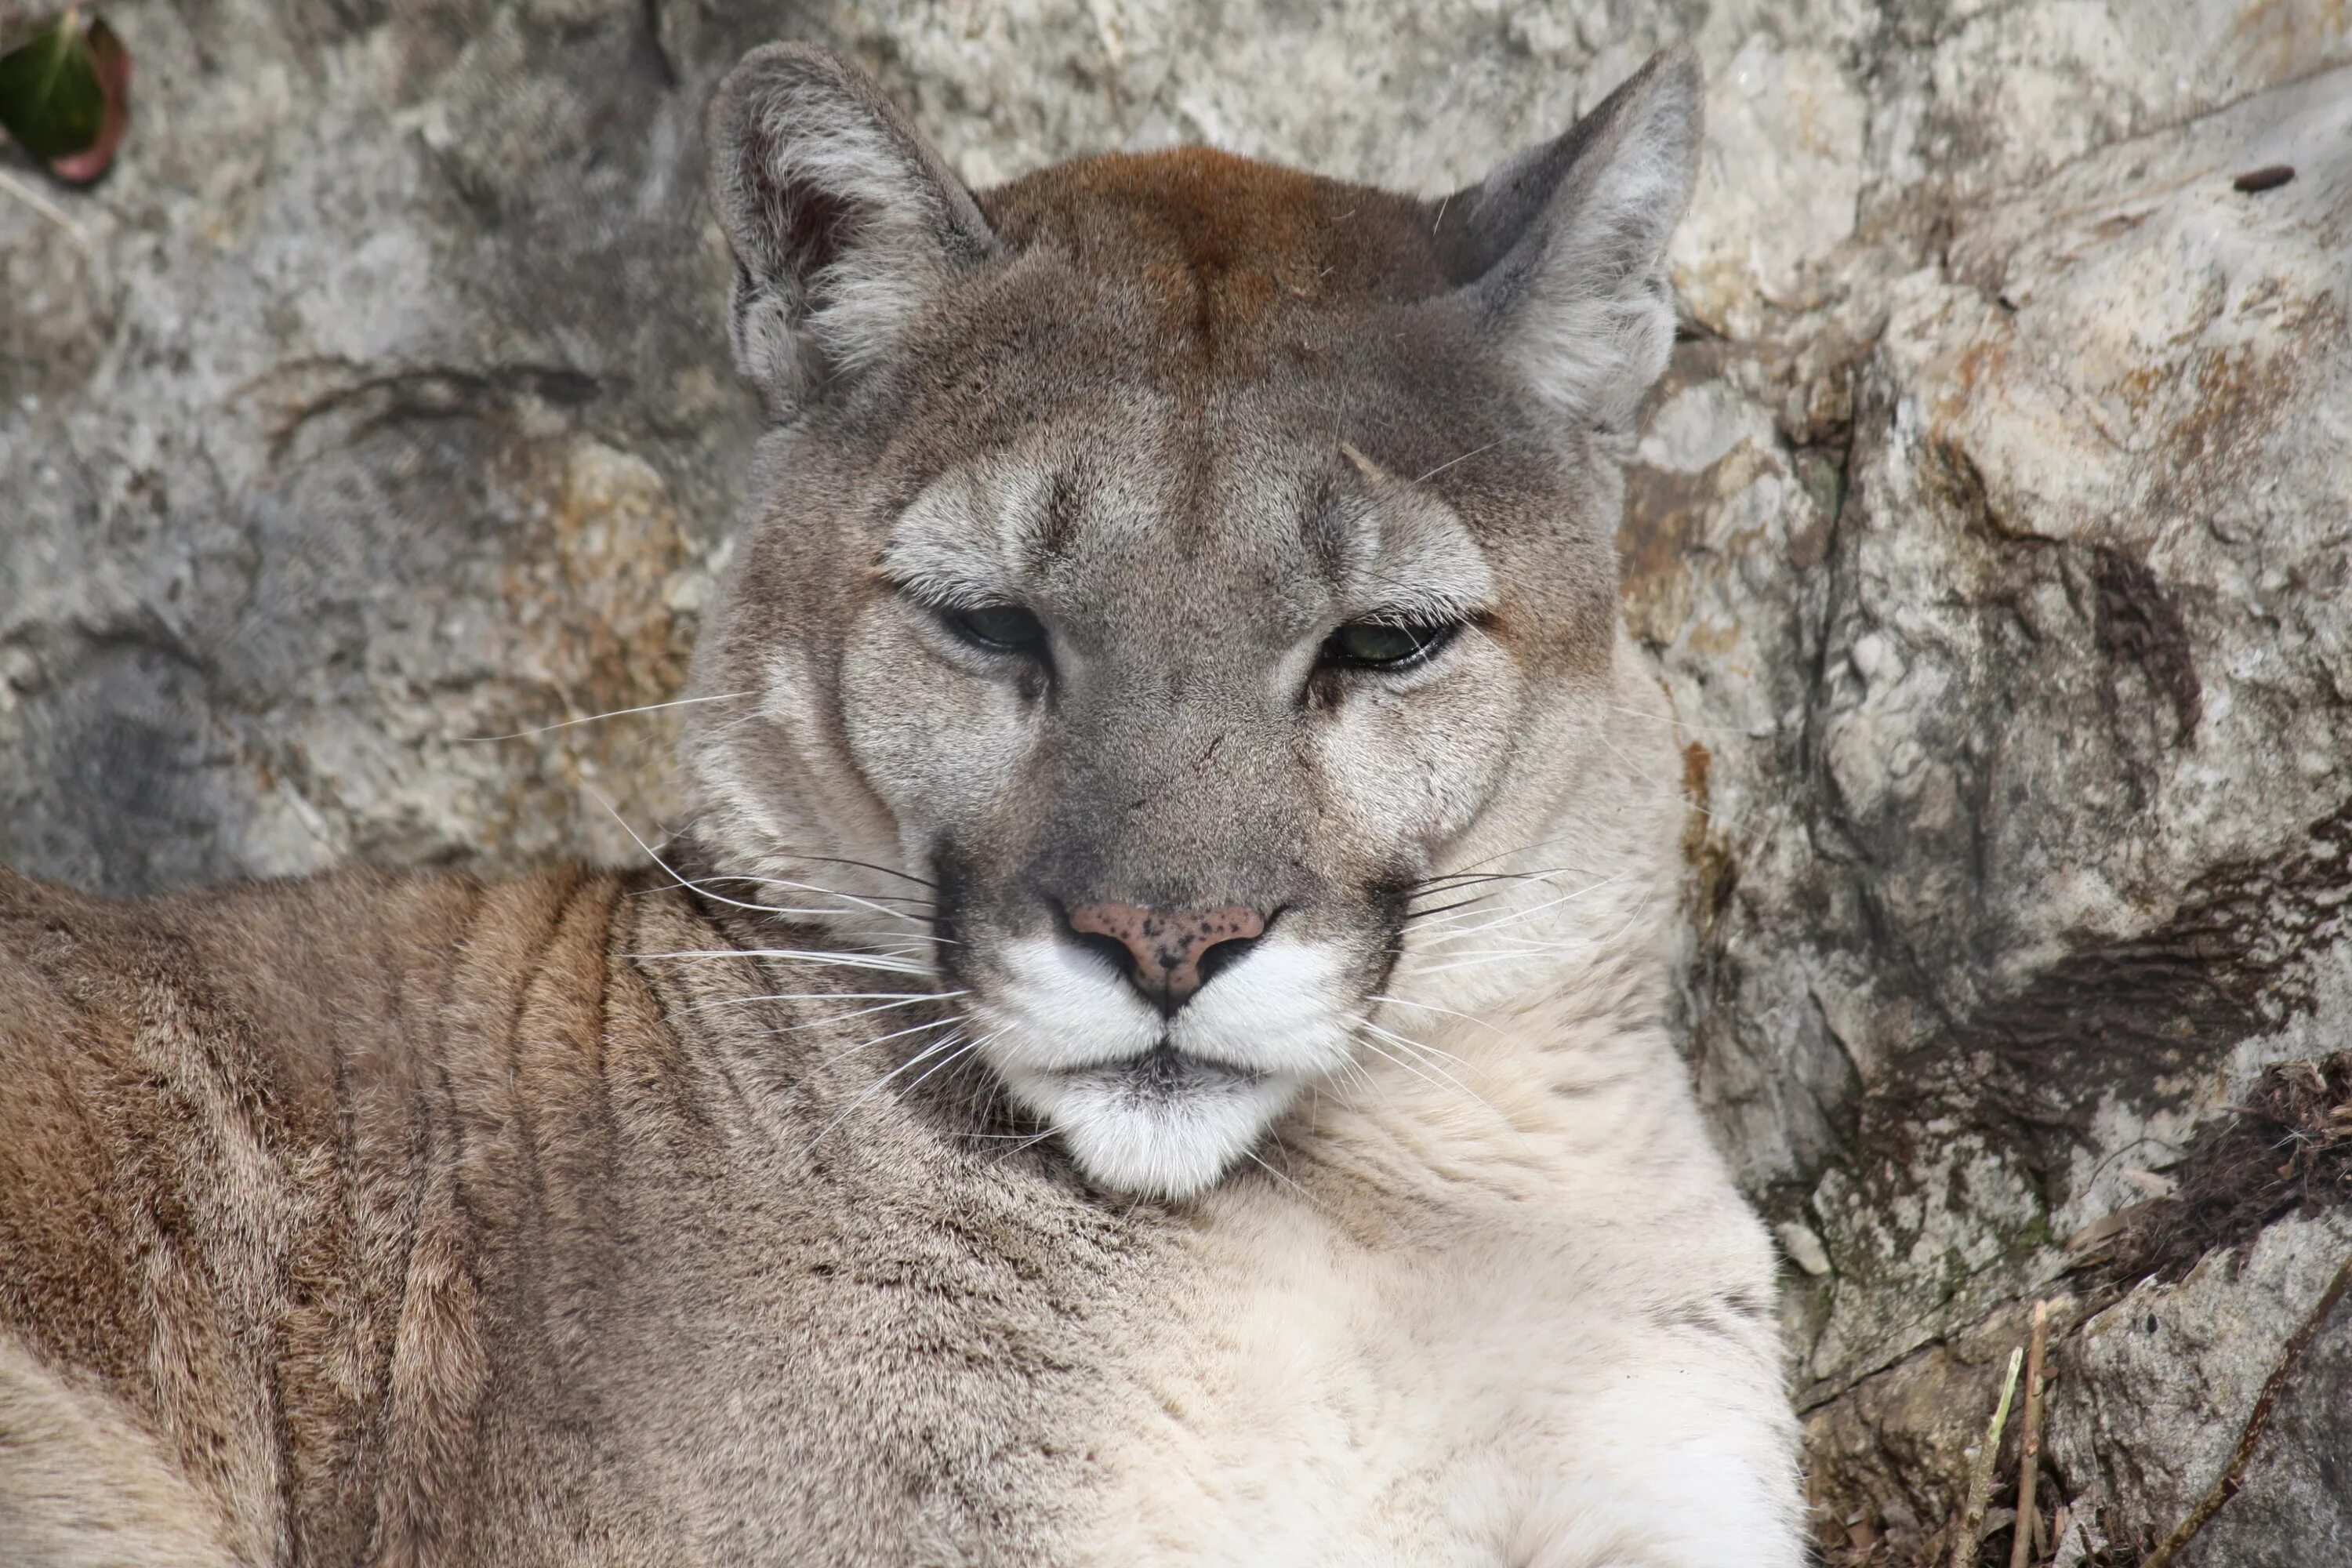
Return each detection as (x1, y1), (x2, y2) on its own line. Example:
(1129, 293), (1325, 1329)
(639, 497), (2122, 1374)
(985, 149), (1452, 375)
(0, 862), (1167, 1564)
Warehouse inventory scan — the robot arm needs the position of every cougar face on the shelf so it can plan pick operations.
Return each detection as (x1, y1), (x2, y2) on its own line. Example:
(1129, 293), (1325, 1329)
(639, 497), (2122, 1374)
(690, 46), (1699, 1197)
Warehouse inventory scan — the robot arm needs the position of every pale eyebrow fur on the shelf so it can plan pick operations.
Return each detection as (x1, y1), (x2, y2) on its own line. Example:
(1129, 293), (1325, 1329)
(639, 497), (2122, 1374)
(1327, 457), (1497, 625)
(878, 463), (1052, 608)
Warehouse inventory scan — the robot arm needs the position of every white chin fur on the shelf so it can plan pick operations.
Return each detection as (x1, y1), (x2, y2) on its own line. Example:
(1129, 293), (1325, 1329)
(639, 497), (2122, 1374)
(1004, 1064), (1303, 1200)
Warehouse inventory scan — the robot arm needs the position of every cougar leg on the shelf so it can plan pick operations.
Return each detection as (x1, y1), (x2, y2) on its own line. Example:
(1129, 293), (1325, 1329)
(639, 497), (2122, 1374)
(0, 1333), (238, 1568)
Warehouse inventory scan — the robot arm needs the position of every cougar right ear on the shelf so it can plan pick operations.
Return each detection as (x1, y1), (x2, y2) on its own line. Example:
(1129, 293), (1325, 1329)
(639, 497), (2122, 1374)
(706, 44), (996, 415)
(1430, 49), (1703, 445)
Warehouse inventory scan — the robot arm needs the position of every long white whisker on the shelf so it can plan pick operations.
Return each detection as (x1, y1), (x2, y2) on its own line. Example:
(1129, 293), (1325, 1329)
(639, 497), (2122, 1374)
(1591, 702), (1770, 739)
(695, 872), (934, 925)
(637, 899), (922, 922)
(763, 851), (938, 891)
(1356, 1017), (1475, 1074)
(1414, 439), (1499, 484)
(895, 1031), (993, 1101)
(1407, 877), (1632, 948)
(810, 1014), (967, 1070)
(1367, 993), (1497, 1032)
(590, 789), (954, 950)
(764, 995), (967, 1031)
(630, 947), (937, 976)
(1246, 1148), (1305, 1196)
(695, 874), (936, 911)
(1406, 938), (1605, 976)
(460, 690), (752, 742)
(1352, 1035), (1467, 1105)
(695, 990), (948, 1004)
(806, 1028), (982, 1149)
(682, 989), (953, 1016)
(588, 789), (789, 919)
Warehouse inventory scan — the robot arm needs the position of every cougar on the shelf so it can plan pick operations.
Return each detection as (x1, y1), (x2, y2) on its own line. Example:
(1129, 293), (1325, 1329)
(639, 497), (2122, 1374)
(0, 42), (1802, 1567)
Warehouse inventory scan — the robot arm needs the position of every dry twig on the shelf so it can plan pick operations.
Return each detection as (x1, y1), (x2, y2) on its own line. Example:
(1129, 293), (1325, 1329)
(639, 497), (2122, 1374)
(1949, 1345), (2024, 1568)
(0, 164), (94, 249)
(2009, 1300), (2051, 1568)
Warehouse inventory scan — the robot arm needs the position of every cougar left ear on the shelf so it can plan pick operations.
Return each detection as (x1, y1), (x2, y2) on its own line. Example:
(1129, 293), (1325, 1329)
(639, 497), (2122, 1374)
(706, 44), (997, 416)
(1432, 49), (1703, 441)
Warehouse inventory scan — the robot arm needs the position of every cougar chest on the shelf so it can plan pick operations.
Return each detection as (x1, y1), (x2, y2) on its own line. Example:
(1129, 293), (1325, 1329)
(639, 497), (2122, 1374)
(1076, 1181), (1616, 1566)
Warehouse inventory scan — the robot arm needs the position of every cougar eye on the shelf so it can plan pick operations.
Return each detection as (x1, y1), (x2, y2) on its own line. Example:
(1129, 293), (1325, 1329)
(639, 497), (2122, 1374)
(1321, 619), (1457, 670)
(944, 603), (1047, 654)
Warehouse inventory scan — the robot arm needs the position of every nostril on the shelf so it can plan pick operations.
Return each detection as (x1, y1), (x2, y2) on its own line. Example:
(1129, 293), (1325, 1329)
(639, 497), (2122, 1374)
(1192, 933), (1261, 989)
(1069, 926), (1142, 982)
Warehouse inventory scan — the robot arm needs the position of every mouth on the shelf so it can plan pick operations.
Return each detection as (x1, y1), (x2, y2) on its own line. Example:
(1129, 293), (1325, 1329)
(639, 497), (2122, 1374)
(996, 1042), (1302, 1200)
(1061, 1042), (1269, 1096)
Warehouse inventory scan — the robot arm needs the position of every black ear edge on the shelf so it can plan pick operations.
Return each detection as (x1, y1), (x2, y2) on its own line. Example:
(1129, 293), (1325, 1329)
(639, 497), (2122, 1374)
(1432, 45), (1704, 291)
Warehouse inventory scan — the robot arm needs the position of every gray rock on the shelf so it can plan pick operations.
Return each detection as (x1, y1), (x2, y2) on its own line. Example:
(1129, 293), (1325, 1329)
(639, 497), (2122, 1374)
(1755, 64), (2352, 1403)
(2055, 1213), (2352, 1566)
(5, 2), (2351, 1561)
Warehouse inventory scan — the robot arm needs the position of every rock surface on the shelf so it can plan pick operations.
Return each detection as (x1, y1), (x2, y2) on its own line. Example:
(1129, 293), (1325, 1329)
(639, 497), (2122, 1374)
(5, 2), (2350, 1562)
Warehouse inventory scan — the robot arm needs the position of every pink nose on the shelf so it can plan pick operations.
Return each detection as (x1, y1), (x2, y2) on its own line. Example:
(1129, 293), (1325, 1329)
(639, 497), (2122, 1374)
(1065, 900), (1268, 1013)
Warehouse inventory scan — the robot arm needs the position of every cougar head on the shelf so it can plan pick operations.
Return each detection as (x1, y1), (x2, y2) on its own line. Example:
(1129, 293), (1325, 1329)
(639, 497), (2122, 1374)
(688, 44), (1700, 1198)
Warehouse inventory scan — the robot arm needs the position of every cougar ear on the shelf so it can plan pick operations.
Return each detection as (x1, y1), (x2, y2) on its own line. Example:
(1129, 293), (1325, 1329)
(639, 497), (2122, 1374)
(706, 44), (996, 413)
(1432, 49), (1703, 441)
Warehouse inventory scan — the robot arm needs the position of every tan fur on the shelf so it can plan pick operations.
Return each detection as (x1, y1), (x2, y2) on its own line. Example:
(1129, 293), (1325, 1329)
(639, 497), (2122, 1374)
(0, 863), (1182, 1563)
(985, 148), (1452, 378)
(2, 42), (1802, 1565)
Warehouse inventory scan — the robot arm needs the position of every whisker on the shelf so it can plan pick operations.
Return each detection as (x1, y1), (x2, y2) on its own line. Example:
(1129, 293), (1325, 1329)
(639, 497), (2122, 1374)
(459, 690), (752, 742)
(967, 1127), (1063, 1159)
(1367, 993), (1497, 1033)
(630, 947), (938, 976)
(1397, 892), (1500, 925)
(812, 1018), (964, 1079)
(1356, 1017), (1477, 1077)
(1404, 875), (1634, 950)
(808, 1014), (967, 1069)
(630, 895), (931, 924)
(1414, 439), (1499, 484)
(590, 789), (797, 920)
(681, 989), (957, 1015)
(1406, 867), (1578, 897)
(804, 1032), (969, 1149)
(691, 871), (936, 924)
(586, 789), (954, 949)
(694, 873), (936, 911)
(764, 996), (967, 1032)
(1392, 902), (1524, 940)
(764, 851), (938, 891)
(1245, 1148), (1305, 1196)
(694, 990), (946, 1003)
(895, 1033), (990, 1100)
(1406, 947), (1581, 976)
(1425, 833), (1611, 880)
(1592, 702), (1771, 739)
(1352, 1034), (1466, 1105)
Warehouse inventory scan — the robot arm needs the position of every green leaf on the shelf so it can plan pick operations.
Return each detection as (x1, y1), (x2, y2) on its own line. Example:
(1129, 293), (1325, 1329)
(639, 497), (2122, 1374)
(48, 17), (129, 183)
(0, 13), (106, 163)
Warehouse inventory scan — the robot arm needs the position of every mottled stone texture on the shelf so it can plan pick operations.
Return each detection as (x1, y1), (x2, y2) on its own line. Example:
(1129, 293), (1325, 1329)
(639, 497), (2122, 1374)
(3, 2), (2349, 1562)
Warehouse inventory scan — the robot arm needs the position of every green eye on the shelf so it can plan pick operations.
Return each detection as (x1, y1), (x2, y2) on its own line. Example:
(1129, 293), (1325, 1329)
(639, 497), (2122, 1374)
(945, 604), (1047, 653)
(1323, 619), (1456, 670)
